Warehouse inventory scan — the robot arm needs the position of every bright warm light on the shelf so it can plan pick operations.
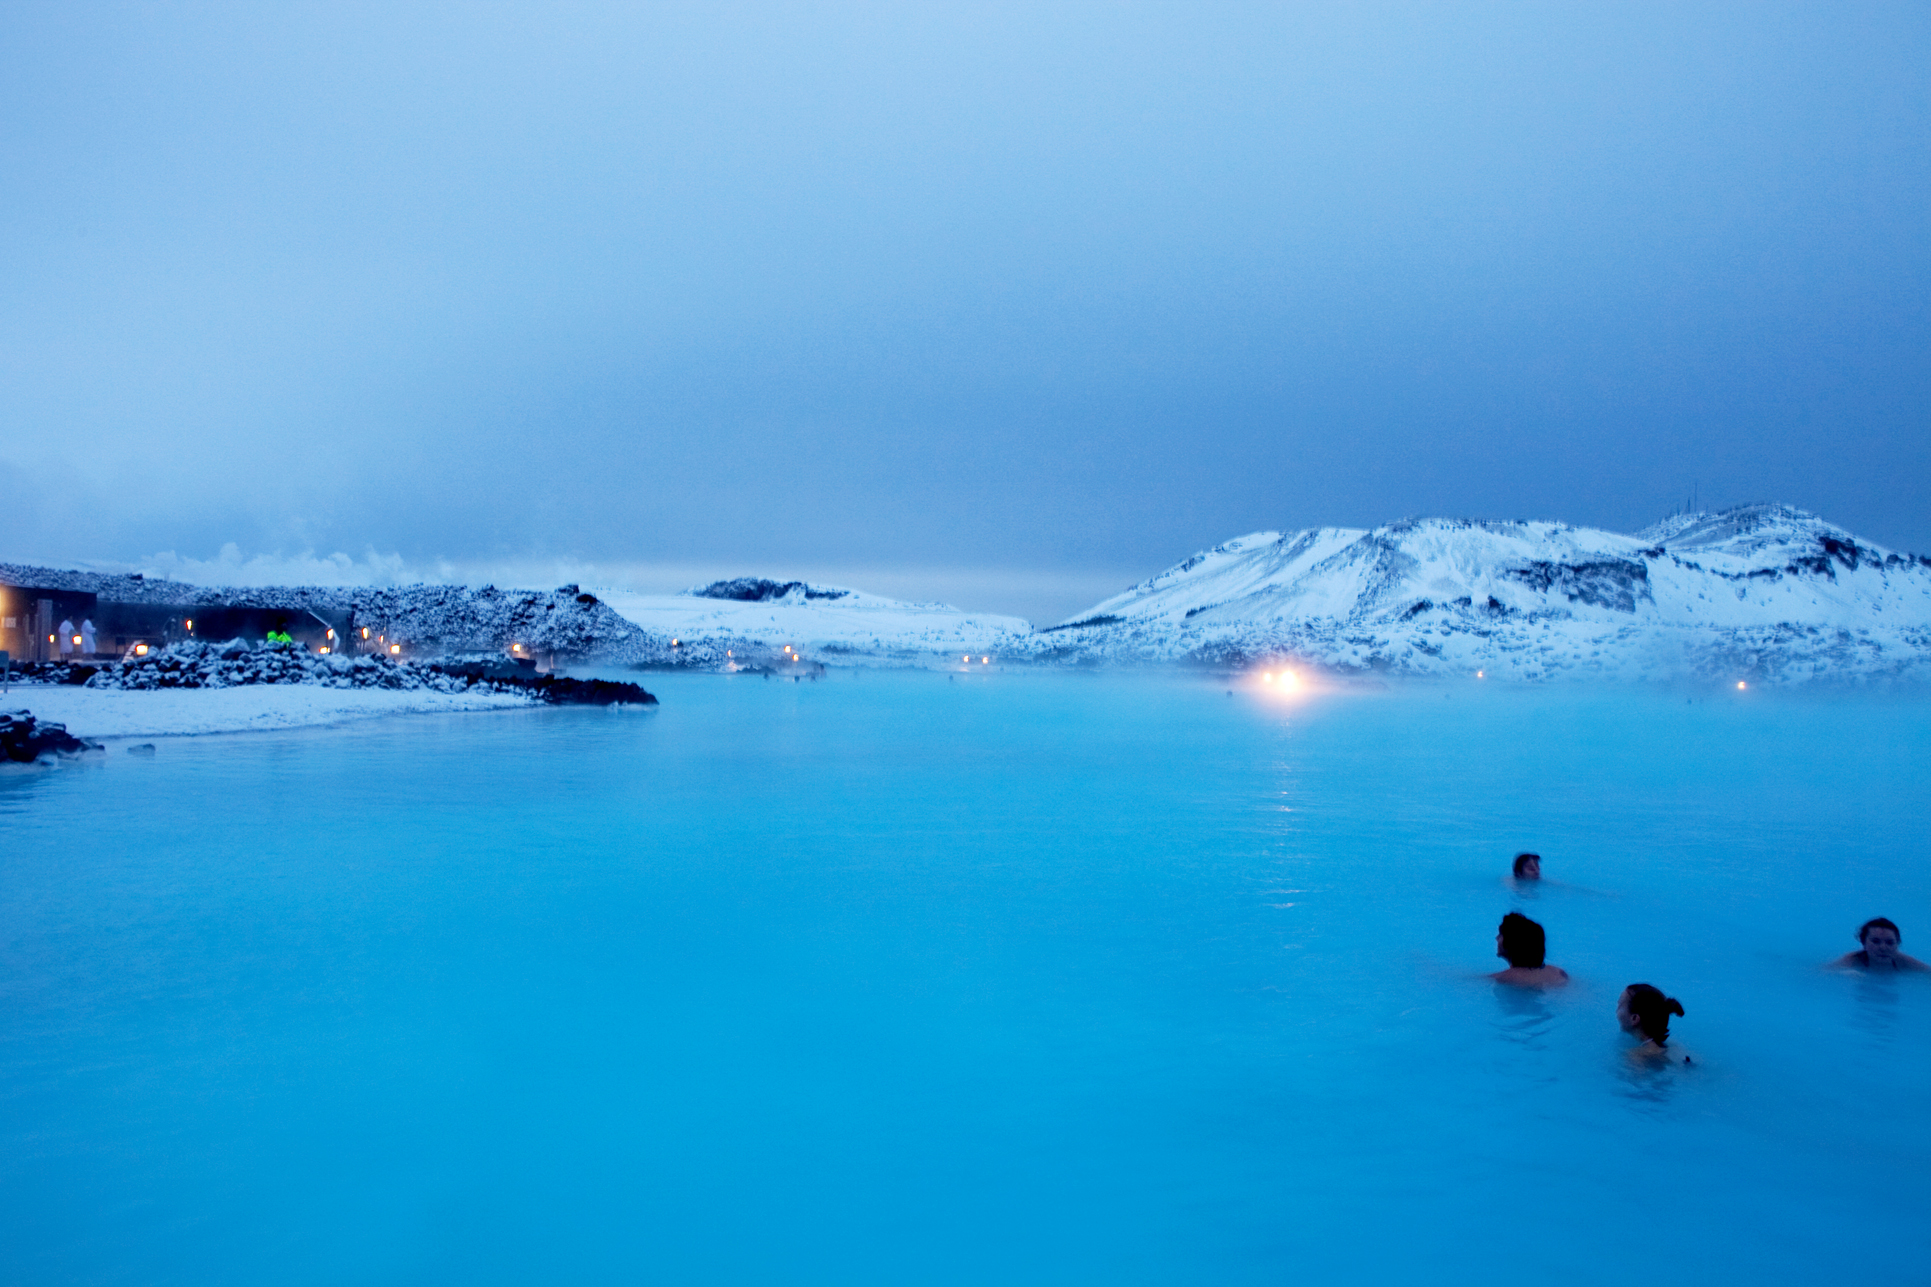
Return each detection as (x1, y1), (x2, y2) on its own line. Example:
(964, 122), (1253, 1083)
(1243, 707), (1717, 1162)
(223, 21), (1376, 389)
(72, 635), (82, 646)
(671, 639), (679, 646)
(963, 655), (970, 663)
(1737, 681), (1746, 690)
(784, 645), (791, 652)
(185, 620), (193, 630)
(1476, 670), (1485, 679)
(390, 644), (401, 655)
(134, 644), (149, 656)
(319, 647), (330, 655)
(1262, 672), (1273, 682)
(981, 656), (989, 664)
(1280, 670), (1297, 686)
(361, 627), (370, 639)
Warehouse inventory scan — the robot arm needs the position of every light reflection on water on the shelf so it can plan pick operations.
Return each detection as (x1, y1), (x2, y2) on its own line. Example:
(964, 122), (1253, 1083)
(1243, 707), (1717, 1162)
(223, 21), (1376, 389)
(0, 673), (1926, 1285)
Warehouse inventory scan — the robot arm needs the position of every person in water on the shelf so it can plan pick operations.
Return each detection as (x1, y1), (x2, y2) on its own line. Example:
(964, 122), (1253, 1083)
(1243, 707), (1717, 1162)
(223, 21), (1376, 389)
(1490, 912), (1569, 987)
(1511, 852), (1542, 881)
(1617, 984), (1688, 1063)
(1832, 918), (1930, 973)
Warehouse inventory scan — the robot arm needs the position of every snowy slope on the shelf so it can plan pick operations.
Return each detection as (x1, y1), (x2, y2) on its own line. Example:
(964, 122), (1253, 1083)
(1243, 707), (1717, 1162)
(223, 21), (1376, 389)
(597, 579), (1032, 661)
(1033, 506), (1931, 682)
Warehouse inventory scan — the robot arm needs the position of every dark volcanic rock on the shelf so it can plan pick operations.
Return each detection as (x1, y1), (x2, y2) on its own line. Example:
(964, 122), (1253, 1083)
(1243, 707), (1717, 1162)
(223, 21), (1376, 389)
(428, 661), (656, 706)
(694, 578), (849, 603)
(0, 710), (103, 762)
(532, 676), (658, 706)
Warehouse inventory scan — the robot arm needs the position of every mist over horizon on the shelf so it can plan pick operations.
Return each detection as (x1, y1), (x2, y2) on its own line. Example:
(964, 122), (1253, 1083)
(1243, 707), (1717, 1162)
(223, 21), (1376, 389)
(4, 3), (1926, 616)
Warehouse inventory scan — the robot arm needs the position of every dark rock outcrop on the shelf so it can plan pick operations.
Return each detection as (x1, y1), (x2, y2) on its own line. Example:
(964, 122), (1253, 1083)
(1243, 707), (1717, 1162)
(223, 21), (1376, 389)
(0, 710), (102, 762)
(429, 661), (656, 705)
(693, 578), (849, 602)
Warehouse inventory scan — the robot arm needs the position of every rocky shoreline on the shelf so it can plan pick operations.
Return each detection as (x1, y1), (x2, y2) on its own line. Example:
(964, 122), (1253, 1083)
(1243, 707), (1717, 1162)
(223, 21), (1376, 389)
(0, 710), (101, 762)
(73, 641), (656, 706)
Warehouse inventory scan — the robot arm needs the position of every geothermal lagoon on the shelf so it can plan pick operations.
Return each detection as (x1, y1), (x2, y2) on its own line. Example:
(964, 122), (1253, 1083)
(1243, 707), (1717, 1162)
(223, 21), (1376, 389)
(1, 672), (1926, 1284)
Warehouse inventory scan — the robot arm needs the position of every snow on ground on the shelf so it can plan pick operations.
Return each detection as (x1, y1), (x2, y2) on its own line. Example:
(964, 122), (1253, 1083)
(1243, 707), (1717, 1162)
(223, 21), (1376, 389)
(3, 683), (535, 739)
(595, 583), (1034, 659)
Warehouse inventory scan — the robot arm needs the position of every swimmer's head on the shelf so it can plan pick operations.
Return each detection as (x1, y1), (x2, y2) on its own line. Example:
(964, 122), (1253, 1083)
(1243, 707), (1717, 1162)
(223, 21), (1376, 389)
(1858, 917), (1901, 963)
(1511, 852), (1541, 880)
(1496, 912), (1546, 968)
(1618, 984), (1684, 1046)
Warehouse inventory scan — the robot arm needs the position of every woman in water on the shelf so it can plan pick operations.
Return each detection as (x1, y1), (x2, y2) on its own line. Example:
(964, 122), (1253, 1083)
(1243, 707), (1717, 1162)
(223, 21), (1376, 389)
(1490, 912), (1569, 987)
(1617, 984), (1689, 1064)
(1830, 918), (1930, 973)
(1511, 852), (1541, 881)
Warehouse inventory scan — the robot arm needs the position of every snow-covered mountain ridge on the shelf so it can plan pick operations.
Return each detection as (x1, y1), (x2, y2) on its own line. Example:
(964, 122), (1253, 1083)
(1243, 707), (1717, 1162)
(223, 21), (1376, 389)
(1030, 505), (1931, 681)
(9, 506), (1927, 681)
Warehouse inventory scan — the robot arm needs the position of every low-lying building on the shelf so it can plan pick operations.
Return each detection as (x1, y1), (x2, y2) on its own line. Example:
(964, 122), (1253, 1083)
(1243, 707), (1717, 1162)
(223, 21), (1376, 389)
(0, 571), (346, 663)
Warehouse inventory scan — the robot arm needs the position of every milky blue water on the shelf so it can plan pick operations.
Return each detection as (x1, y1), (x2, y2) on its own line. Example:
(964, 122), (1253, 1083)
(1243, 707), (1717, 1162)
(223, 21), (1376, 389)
(1, 672), (1927, 1285)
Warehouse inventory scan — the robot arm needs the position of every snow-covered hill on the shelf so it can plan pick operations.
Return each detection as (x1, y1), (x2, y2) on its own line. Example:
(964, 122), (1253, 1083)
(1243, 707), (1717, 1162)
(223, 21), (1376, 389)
(1031, 506), (1931, 682)
(597, 578), (1032, 662)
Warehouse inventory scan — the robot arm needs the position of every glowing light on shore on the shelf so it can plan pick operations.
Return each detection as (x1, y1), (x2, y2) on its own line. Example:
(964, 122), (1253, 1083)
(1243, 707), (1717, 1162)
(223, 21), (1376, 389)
(1476, 670), (1485, 679)
(1737, 681), (1747, 690)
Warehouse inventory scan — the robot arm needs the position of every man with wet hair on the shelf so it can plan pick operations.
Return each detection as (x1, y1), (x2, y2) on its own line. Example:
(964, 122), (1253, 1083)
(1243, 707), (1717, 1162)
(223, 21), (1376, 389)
(1490, 911), (1569, 987)
(1833, 918), (1930, 972)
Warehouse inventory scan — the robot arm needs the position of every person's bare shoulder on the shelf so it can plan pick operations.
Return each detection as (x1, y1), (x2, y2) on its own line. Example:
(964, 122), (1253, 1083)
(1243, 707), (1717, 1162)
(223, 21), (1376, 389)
(1491, 965), (1568, 988)
(1828, 952), (1864, 971)
(1898, 952), (1931, 973)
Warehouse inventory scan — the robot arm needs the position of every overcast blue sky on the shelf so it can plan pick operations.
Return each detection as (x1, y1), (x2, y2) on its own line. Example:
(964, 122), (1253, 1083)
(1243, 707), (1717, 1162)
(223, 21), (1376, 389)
(2, 3), (1925, 619)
